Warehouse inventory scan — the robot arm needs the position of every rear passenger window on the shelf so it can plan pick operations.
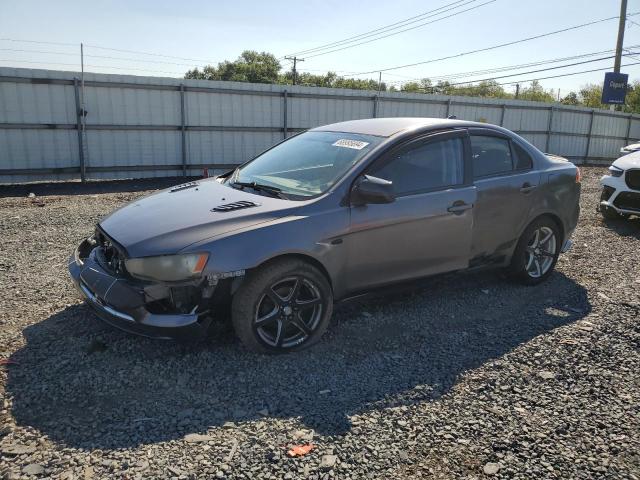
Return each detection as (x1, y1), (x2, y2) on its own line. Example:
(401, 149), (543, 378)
(370, 137), (464, 195)
(470, 136), (513, 178)
(512, 142), (533, 170)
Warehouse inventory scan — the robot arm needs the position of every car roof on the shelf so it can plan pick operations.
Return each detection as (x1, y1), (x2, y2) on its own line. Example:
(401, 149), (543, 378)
(311, 117), (500, 138)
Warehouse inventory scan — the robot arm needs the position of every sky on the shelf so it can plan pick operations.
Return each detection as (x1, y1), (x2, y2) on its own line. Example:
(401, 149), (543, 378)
(1, 0), (639, 96)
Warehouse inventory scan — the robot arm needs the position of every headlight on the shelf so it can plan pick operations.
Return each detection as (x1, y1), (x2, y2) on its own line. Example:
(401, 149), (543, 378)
(608, 165), (624, 177)
(125, 253), (208, 282)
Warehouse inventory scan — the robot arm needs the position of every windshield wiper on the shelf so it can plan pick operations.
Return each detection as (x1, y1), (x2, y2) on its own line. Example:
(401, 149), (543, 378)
(231, 181), (289, 199)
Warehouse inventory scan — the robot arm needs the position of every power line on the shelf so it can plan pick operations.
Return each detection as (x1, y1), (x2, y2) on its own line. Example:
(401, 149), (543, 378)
(350, 13), (639, 76)
(0, 37), (220, 65)
(0, 47), (209, 67)
(0, 58), (185, 75)
(493, 61), (640, 87)
(0, 38), (77, 47)
(427, 52), (639, 88)
(303, 0), (496, 59)
(388, 45), (640, 86)
(82, 44), (218, 64)
(283, 0), (479, 58)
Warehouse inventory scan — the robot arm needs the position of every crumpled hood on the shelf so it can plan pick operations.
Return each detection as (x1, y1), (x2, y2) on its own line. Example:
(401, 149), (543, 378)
(99, 178), (299, 257)
(614, 151), (640, 170)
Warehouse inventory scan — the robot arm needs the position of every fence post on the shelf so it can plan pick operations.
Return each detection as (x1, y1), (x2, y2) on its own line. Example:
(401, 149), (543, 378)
(283, 90), (288, 139)
(625, 113), (633, 145)
(500, 104), (506, 127)
(545, 106), (554, 153)
(372, 95), (379, 118)
(180, 84), (187, 177)
(73, 78), (86, 182)
(585, 109), (595, 165)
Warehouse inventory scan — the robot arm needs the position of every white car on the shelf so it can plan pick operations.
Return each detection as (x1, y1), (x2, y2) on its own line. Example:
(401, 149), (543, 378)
(619, 142), (640, 157)
(599, 152), (640, 219)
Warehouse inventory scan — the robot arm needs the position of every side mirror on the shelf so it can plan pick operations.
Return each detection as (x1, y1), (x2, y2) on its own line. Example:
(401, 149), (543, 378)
(351, 175), (395, 206)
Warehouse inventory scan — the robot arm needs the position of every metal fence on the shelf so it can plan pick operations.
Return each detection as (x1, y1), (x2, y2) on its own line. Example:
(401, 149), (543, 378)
(1, 67), (639, 184)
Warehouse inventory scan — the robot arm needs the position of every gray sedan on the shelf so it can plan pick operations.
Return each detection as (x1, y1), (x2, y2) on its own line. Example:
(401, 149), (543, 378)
(69, 118), (581, 352)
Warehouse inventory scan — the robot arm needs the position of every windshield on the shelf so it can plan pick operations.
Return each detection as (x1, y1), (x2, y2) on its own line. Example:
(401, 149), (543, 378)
(229, 131), (382, 199)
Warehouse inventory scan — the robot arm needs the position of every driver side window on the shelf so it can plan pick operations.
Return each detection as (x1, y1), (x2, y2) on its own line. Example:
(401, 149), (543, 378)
(370, 137), (464, 196)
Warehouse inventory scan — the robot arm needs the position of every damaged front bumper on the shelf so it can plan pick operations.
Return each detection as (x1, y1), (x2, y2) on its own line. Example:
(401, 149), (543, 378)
(68, 238), (211, 340)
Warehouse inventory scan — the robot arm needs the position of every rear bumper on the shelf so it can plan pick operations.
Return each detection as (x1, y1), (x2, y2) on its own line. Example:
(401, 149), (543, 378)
(68, 239), (209, 340)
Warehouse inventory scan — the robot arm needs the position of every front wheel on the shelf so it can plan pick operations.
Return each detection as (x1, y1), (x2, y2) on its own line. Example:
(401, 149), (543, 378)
(509, 218), (561, 285)
(231, 258), (333, 353)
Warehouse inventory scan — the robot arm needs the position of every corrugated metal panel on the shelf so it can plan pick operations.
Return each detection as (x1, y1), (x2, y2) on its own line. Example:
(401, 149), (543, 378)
(187, 131), (281, 166)
(549, 134), (588, 158)
(550, 109), (591, 135)
(2, 67), (640, 183)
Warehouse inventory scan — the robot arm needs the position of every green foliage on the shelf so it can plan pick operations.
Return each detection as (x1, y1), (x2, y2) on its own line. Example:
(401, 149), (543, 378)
(185, 51), (281, 84)
(184, 51), (640, 113)
(578, 83), (604, 108)
(561, 91), (580, 105)
(281, 71), (386, 90)
(518, 80), (556, 103)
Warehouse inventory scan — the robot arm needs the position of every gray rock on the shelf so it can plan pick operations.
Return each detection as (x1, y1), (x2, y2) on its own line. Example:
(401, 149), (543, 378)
(320, 455), (338, 469)
(184, 433), (214, 443)
(483, 463), (500, 475)
(2, 444), (36, 455)
(23, 464), (45, 476)
(538, 371), (556, 380)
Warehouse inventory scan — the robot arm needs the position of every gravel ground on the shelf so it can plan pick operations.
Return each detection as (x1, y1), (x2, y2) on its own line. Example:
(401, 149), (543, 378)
(0, 167), (639, 479)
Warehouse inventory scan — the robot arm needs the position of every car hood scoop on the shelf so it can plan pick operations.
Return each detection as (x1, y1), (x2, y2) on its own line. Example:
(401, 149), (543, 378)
(212, 200), (260, 212)
(99, 178), (298, 257)
(170, 181), (199, 192)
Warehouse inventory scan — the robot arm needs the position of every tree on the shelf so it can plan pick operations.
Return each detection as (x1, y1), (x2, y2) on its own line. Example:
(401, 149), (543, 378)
(181, 51), (640, 112)
(623, 80), (640, 113)
(578, 83), (604, 108)
(519, 80), (555, 103)
(561, 91), (580, 105)
(185, 51), (281, 84)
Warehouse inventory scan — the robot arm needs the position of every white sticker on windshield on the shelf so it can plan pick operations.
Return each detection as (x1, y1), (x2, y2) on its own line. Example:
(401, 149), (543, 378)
(332, 139), (369, 150)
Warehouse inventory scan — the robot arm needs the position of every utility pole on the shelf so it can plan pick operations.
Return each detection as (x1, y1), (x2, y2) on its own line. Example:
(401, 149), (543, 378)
(515, 83), (520, 99)
(611, 0), (627, 110)
(378, 72), (383, 94)
(284, 56), (304, 85)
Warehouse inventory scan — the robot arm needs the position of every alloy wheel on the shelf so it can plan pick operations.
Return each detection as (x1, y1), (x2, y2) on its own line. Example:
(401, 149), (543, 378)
(525, 226), (557, 278)
(253, 276), (323, 349)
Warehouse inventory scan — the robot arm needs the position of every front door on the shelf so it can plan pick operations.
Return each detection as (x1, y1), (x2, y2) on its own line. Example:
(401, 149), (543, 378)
(344, 130), (477, 293)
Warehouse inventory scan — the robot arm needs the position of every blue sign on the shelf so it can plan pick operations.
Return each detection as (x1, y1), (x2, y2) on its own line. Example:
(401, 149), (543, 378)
(602, 72), (628, 104)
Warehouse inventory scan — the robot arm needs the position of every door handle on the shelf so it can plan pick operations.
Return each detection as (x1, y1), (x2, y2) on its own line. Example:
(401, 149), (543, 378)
(447, 201), (472, 214)
(520, 182), (537, 193)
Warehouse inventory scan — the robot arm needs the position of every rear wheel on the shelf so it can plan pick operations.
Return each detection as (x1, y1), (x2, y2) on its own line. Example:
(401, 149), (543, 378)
(231, 258), (333, 353)
(509, 218), (561, 285)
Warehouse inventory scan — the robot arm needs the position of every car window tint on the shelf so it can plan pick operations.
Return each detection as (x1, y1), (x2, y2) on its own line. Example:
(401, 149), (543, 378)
(512, 141), (534, 170)
(470, 135), (513, 178)
(371, 137), (464, 195)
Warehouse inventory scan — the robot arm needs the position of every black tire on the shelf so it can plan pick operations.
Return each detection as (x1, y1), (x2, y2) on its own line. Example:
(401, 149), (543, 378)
(231, 258), (333, 353)
(509, 217), (561, 285)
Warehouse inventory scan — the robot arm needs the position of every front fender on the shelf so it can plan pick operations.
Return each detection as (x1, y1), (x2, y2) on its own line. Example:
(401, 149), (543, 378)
(183, 207), (351, 299)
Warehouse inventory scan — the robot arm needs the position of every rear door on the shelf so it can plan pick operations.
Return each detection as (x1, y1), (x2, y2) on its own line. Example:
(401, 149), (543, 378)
(468, 129), (540, 265)
(345, 130), (476, 293)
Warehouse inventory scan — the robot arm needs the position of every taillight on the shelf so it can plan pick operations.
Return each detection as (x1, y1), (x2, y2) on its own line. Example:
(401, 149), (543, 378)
(575, 167), (582, 184)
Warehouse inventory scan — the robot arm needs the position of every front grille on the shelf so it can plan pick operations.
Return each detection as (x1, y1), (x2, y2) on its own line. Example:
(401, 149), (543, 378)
(613, 191), (640, 212)
(626, 169), (640, 190)
(94, 228), (127, 275)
